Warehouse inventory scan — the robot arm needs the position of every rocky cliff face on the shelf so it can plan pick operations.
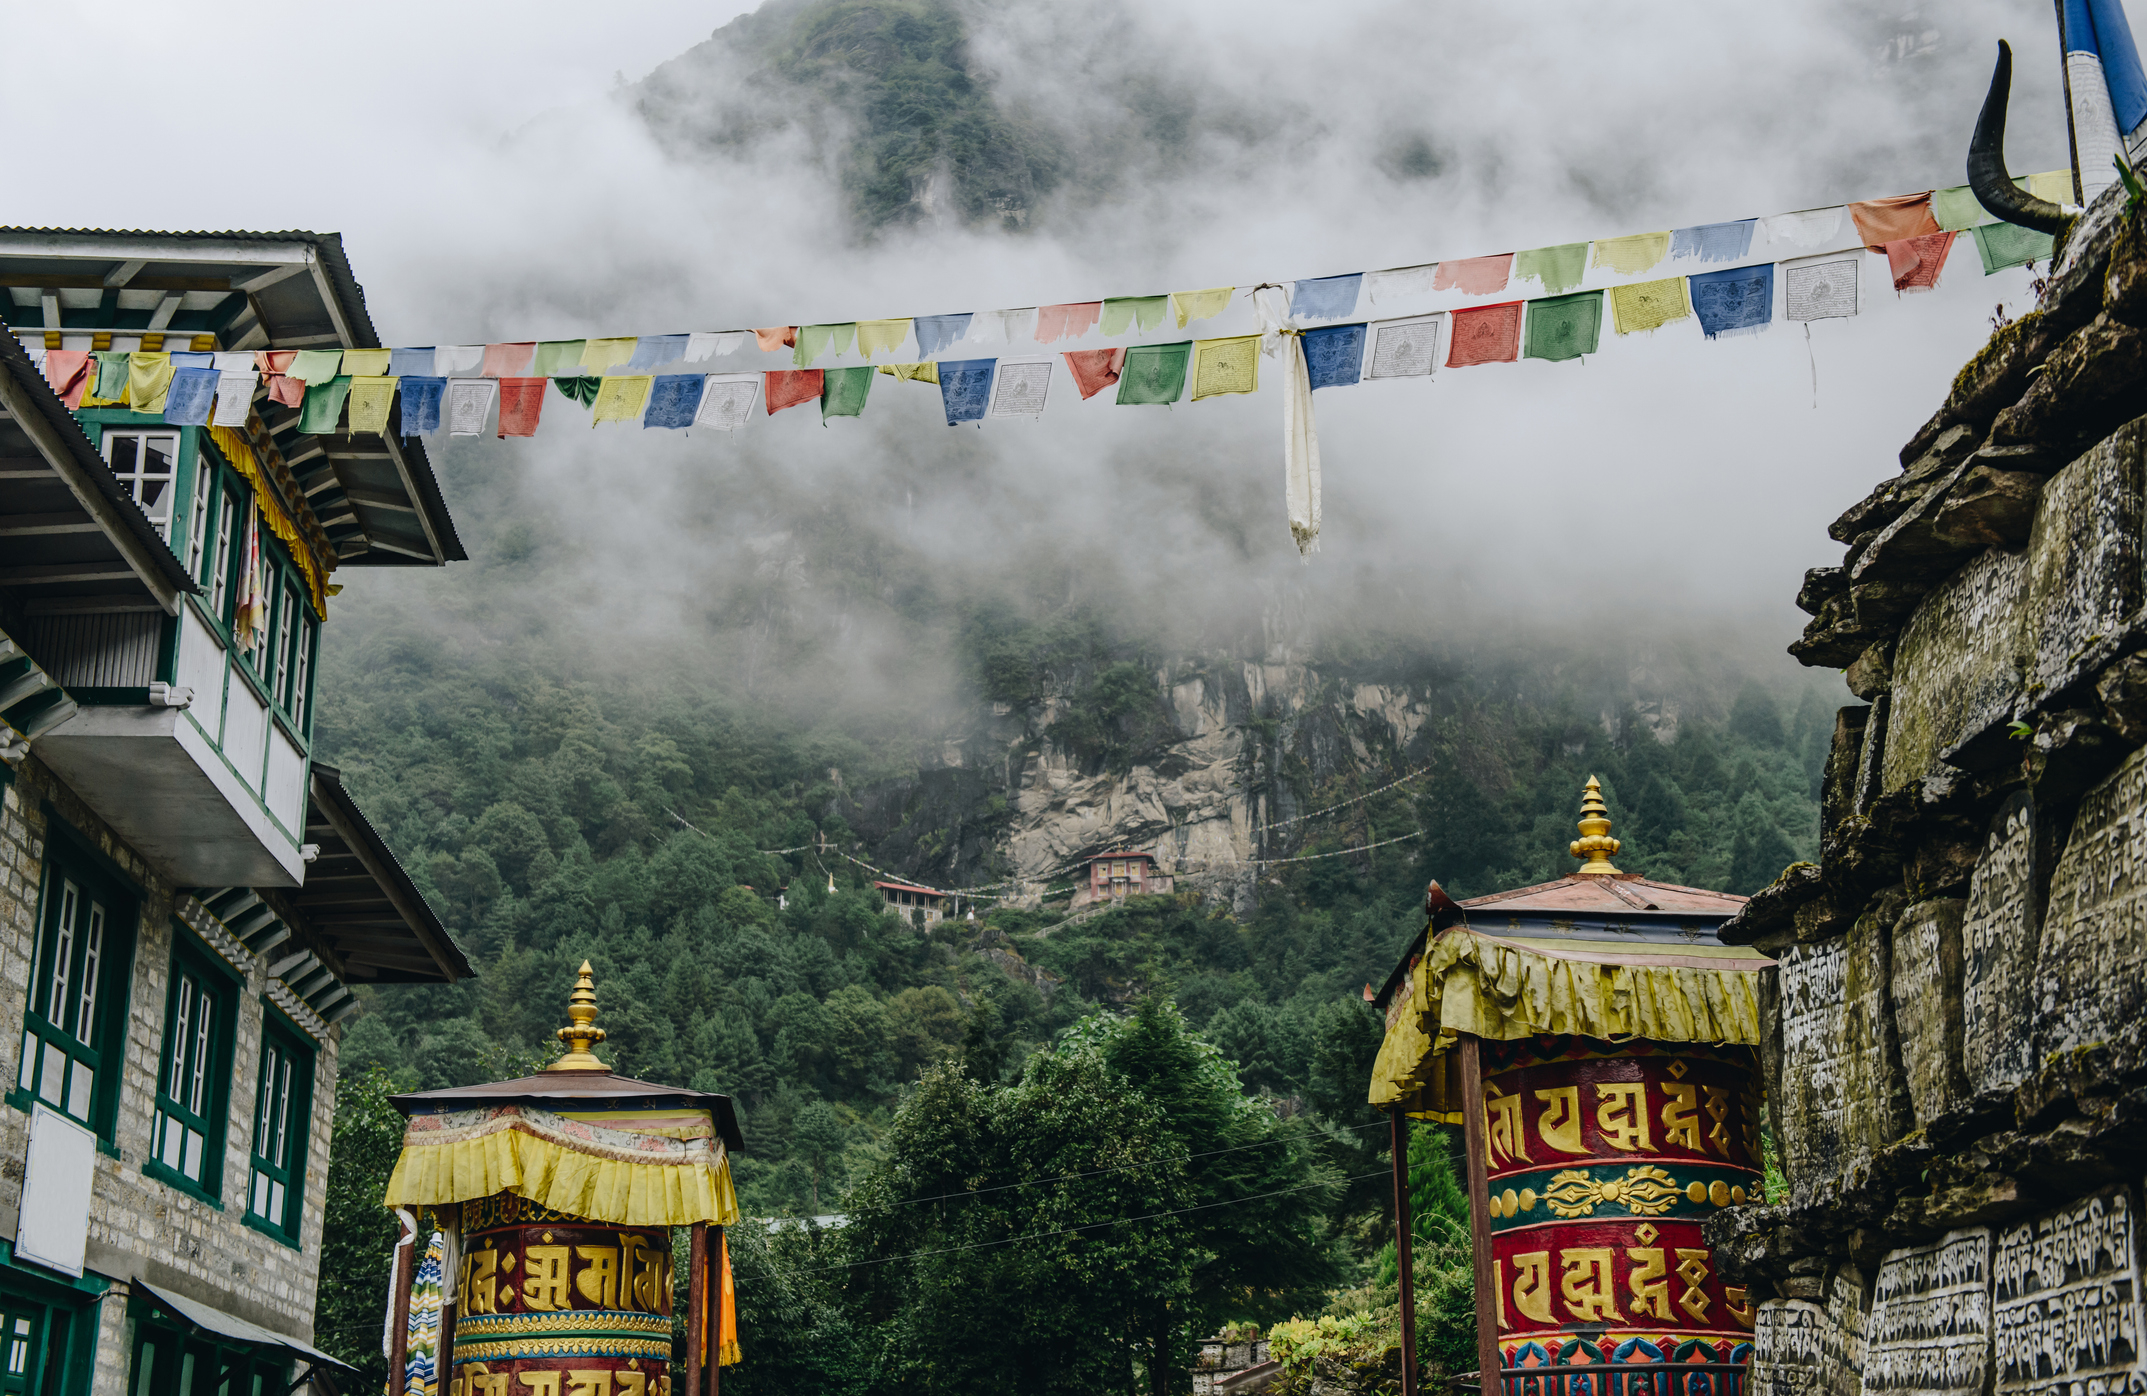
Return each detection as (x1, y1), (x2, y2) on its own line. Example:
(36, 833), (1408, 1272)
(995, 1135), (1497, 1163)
(1710, 187), (2147, 1393)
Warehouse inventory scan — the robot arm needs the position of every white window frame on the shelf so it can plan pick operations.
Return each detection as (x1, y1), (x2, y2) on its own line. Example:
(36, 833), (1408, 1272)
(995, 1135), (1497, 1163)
(101, 429), (182, 541)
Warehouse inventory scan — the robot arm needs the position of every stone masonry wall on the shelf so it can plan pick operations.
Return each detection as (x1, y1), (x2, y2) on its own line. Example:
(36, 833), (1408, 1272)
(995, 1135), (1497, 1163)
(1706, 185), (2147, 1394)
(0, 756), (339, 1396)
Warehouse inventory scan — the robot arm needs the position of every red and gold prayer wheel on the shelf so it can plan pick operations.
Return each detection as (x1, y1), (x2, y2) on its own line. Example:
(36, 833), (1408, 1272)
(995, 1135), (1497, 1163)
(1482, 1037), (1761, 1376)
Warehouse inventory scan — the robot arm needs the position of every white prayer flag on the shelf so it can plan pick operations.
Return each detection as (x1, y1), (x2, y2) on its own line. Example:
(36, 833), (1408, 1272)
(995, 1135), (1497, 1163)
(1363, 314), (1445, 380)
(447, 379), (499, 436)
(1366, 265), (1439, 303)
(210, 351), (254, 373)
(694, 374), (760, 431)
(211, 372), (257, 427)
(970, 308), (1036, 344)
(436, 345), (485, 376)
(685, 332), (748, 363)
(1763, 207), (1847, 250)
(988, 359), (1053, 419)
(1782, 252), (1860, 322)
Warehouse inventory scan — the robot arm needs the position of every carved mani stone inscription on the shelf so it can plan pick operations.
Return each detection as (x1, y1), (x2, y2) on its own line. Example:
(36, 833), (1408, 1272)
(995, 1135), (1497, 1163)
(1843, 904), (1912, 1168)
(2022, 419), (2144, 697)
(1993, 1186), (2146, 1394)
(2038, 748), (2147, 1061)
(1778, 938), (1846, 1208)
(1753, 1300), (1829, 1396)
(1884, 546), (2028, 794)
(1963, 792), (2040, 1100)
(1827, 1265), (1872, 1396)
(1862, 1228), (1992, 1396)
(1890, 898), (1968, 1127)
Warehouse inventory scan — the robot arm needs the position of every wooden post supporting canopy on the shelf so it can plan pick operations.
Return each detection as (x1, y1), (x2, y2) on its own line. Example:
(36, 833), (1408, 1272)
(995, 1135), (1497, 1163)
(1391, 1109), (1419, 1396)
(710, 1226), (724, 1396)
(687, 1222), (710, 1396)
(1458, 1036), (1501, 1396)
(386, 1209), (417, 1396)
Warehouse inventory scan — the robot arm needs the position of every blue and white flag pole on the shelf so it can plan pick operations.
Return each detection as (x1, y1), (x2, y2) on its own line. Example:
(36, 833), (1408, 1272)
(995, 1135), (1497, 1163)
(2062, 0), (2147, 198)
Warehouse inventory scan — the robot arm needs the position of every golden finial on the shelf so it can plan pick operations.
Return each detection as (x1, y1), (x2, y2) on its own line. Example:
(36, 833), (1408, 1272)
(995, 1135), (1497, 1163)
(545, 960), (610, 1072)
(1569, 776), (1623, 875)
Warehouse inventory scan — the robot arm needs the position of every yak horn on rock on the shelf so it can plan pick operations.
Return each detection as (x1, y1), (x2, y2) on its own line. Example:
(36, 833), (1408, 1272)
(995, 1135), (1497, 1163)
(1970, 40), (2076, 234)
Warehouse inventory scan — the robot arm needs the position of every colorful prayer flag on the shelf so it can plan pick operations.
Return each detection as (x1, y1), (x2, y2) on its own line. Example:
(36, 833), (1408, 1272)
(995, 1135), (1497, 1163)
(1101, 297), (1168, 336)
(1446, 303), (1523, 366)
(1670, 221), (1757, 264)
(435, 345), (485, 376)
(582, 338), (638, 373)
(1761, 207), (1846, 249)
(880, 363), (940, 383)
(1170, 287), (1234, 327)
(212, 372), (256, 427)
(1035, 303), (1102, 343)
(1522, 292), (1602, 362)
(1608, 278), (1692, 335)
(1062, 348), (1126, 400)
(341, 349), (391, 377)
(794, 323), (857, 366)
(913, 314), (973, 358)
(401, 377), (448, 433)
(1514, 245), (1588, 294)
(820, 366), (874, 420)
(765, 369), (823, 414)
(1930, 185), (1991, 231)
(754, 327), (798, 352)
(390, 348), (436, 378)
(533, 341), (586, 377)
(1971, 221), (2055, 273)
(988, 359), (1053, 419)
(41, 350), (91, 409)
(626, 335), (690, 372)
(90, 351), (130, 404)
(1300, 324), (1365, 390)
(1848, 193), (1939, 251)
(298, 376), (353, 435)
(1363, 315), (1443, 380)
(447, 379), (498, 436)
(684, 332), (748, 362)
(483, 342), (536, 377)
(971, 308), (1036, 343)
(1190, 335), (1260, 400)
(695, 375), (760, 430)
(553, 375), (601, 407)
(855, 319), (912, 358)
(1291, 275), (1364, 321)
(938, 359), (996, 424)
(347, 376), (399, 435)
(1591, 233), (1671, 276)
(1431, 256), (1513, 296)
(1115, 342), (1190, 405)
(170, 352), (213, 371)
(1783, 252), (1860, 321)
(643, 374), (705, 428)
(593, 375), (655, 423)
(1365, 266), (1438, 303)
(1884, 231), (1957, 293)
(287, 349), (343, 386)
(1689, 266), (1773, 339)
(127, 352), (176, 413)
(498, 378), (546, 437)
(163, 367), (218, 425)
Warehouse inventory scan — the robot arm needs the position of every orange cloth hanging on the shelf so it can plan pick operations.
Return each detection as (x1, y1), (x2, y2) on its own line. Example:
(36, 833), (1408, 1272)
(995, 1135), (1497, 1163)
(1848, 193), (1940, 251)
(718, 1230), (740, 1366)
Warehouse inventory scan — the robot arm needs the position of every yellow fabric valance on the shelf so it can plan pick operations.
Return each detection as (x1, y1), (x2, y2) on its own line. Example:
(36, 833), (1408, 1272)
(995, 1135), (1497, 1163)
(383, 1104), (741, 1227)
(1368, 927), (1772, 1115)
(207, 425), (333, 619)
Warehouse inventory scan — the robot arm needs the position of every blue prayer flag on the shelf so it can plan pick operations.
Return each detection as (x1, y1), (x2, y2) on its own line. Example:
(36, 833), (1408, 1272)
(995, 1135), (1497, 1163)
(939, 359), (995, 425)
(1292, 275), (1363, 322)
(1670, 221), (1757, 264)
(163, 367), (218, 425)
(1689, 265), (1774, 339)
(644, 374), (706, 429)
(399, 377), (448, 434)
(626, 335), (690, 373)
(915, 314), (974, 358)
(389, 347), (436, 378)
(1301, 324), (1366, 390)
(170, 352), (214, 371)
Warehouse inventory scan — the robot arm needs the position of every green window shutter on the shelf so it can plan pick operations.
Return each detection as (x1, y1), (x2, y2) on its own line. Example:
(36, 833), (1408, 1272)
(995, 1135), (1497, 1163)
(147, 932), (237, 1205)
(245, 1011), (315, 1246)
(16, 842), (137, 1141)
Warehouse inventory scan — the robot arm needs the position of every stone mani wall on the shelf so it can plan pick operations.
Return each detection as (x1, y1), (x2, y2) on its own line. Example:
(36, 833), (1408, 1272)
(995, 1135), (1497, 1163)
(1707, 187), (2147, 1394)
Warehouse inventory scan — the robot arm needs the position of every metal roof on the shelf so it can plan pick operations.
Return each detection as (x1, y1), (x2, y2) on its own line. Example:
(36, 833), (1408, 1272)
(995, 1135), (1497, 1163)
(296, 763), (471, 984)
(1459, 873), (1747, 917)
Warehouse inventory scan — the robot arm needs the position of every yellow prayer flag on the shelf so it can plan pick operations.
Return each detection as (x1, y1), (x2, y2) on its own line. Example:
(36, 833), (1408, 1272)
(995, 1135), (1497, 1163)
(1609, 278), (1692, 335)
(581, 338), (638, 372)
(592, 375), (654, 424)
(341, 349), (392, 377)
(1172, 287), (1234, 329)
(2028, 170), (2074, 204)
(878, 362), (940, 384)
(856, 319), (912, 358)
(1190, 335), (1260, 401)
(346, 377), (399, 434)
(1591, 232), (1671, 276)
(127, 352), (175, 413)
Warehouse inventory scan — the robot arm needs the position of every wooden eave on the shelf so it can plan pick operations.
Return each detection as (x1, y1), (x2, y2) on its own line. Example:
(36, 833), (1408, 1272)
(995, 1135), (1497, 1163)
(288, 762), (471, 985)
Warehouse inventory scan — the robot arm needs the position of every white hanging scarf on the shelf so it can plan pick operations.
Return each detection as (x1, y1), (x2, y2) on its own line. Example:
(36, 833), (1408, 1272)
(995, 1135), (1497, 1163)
(1253, 284), (1321, 558)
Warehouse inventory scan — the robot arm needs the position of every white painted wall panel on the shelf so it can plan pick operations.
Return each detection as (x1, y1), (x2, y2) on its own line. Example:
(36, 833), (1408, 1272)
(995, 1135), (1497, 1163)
(223, 677), (267, 793)
(176, 606), (226, 740)
(265, 727), (306, 836)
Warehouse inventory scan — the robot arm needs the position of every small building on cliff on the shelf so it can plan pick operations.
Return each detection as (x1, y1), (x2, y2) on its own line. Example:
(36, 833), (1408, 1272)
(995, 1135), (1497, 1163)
(874, 879), (950, 924)
(1071, 849), (1172, 907)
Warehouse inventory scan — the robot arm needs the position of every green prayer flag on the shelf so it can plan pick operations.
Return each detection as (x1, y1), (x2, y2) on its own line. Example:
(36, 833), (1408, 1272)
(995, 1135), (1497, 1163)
(1101, 296), (1169, 336)
(1523, 291), (1603, 363)
(297, 375), (353, 435)
(1515, 243), (1589, 294)
(93, 351), (130, 399)
(1931, 185), (1992, 232)
(552, 375), (601, 407)
(533, 341), (586, 377)
(287, 349), (342, 385)
(1972, 221), (2055, 274)
(795, 323), (857, 367)
(820, 366), (874, 420)
(1115, 342), (1191, 406)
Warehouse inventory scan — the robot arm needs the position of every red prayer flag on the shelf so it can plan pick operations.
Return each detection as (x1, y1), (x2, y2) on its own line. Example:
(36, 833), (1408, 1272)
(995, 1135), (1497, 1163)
(254, 350), (297, 376)
(266, 375), (304, 407)
(1446, 302), (1523, 367)
(1063, 348), (1127, 400)
(765, 369), (824, 414)
(1034, 302), (1102, 344)
(497, 378), (546, 437)
(41, 350), (92, 409)
(1432, 253), (1515, 296)
(1849, 193), (1940, 252)
(1884, 231), (1958, 292)
(754, 327), (798, 352)
(483, 342), (536, 377)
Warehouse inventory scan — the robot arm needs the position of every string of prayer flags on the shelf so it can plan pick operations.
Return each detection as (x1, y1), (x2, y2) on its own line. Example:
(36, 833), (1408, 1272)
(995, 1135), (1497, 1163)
(1446, 303), (1522, 366)
(939, 360), (995, 425)
(448, 379), (498, 436)
(1035, 303), (1101, 343)
(213, 371), (256, 427)
(794, 323), (856, 366)
(696, 375), (760, 430)
(343, 349), (392, 377)
(348, 377), (398, 435)
(765, 369), (822, 415)
(820, 366), (874, 420)
(1783, 251), (1860, 321)
(1171, 287), (1234, 328)
(642, 374), (704, 429)
(754, 327), (798, 352)
(1366, 265), (1438, 303)
(1848, 193), (1939, 250)
(1972, 221), (2055, 273)
(685, 332), (748, 362)
(582, 339), (638, 374)
(436, 345), (484, 376)
(1931, 185), (1991, 231)
(163, 366), (218, 425)
(1522, 291), (1602, 362)
(1689, 265), (1773, 339)
(128, 353), (175, 413)
(498, 379), (546, 437)
(1301, 324), (1366, 390)
(1191, 335), (1261, 400)
(484, 343), (536, 377)
(1593, 233), (1671, 275)
(971, 308), (1035, 343)
(1116, 342), (1190, 405)
(913, 315), (971, 358)
(533, 342), (585, 377)
(402, 377), (448, 434)
(1431, 256), (1512, 296)
(1762, 207), (1846, 249)
(626, 335), (689, 372)
(1609, 278), (1692, 335)
(1291, 275), (1364, 321)
(299, 376), (353, 435)
(1364, 315), (1442, 379)
(880, 362), (940, 383)
(1063, 347), (1125, 400)
(1101, 296), (1168, 336)
(855, 319), (911, 359)
(1515, 244), (1588, 294)
(1885, 231), (1957, 293)
(42, 350), (91, 409)
(988, 359), (1053, 419)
